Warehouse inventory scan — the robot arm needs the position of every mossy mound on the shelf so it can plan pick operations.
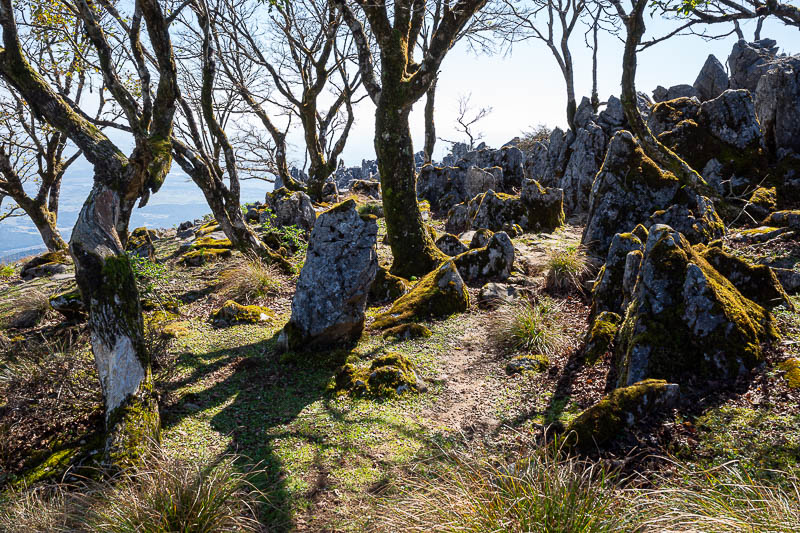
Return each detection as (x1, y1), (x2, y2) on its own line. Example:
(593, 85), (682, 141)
(13, 434), (104, 488)
(381, 323), (432, 340)
(746, 187), (778, 219)
(161, 321), (192, 338)
(469, 228), (494, 249)
(49, 289), (86, 321)
(565, 379), (680, 451)
(616, 225), (779, 387)
(368, 265), (409, 304)
(20, 250), (71, 280)
(179, 247), (232, 267)
(584, 311), (622, 364)
(126, 227), (157, 260)
(506, 354), (549, 375)
(192, 236), (233, 249)
(194, 220), (220, 237)
(372, 261), (469, 329)
(211, 300), (276, 327)
(329, 352), (419, 398)
(778, 358), (800, 389)
(699, 244), (793, 310)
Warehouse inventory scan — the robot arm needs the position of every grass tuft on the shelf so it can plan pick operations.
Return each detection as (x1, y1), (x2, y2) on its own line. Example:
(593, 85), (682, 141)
(218, 255), (282, 304)
(544, 245), (591, 294)
(491, 296), (568, 355)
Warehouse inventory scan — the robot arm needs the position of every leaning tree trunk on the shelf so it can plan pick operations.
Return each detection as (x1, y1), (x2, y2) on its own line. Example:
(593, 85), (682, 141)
(27, 202), (67, 251)
(375, 88), (446, 278)
(423, 78), (438, 163)
(620, 2), (716, 199)
(69, 178), (158, 467)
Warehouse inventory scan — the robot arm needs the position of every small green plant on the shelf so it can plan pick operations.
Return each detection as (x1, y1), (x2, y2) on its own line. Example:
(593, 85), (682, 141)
(0, 264), (14, 279)
(544, 245), (590, 294)
(259, 208), (307, 254)
(218, 255), (282, 303)
(127, 253), (172, 309)
(491, 296), (568, 355)
(357, 202), (383, 217)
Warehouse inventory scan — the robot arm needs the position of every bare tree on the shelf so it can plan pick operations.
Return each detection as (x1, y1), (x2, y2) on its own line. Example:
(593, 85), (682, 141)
(440, 92), (493, 150)
(216, 0), (365, 200)
(0, 0), (180, 466)
(334, 0), (488, 278)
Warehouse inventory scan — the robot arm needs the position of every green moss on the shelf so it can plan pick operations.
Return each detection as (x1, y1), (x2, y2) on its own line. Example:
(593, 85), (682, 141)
(104, 380), (160, 468)
(505, 354), (549, 375)
(778, 358), (800, 389)
(584, 311), (622, 364)
(748, 187), (777, 211)
(372, 261), (469, 329)
(211, 300), (276, 326)
(328, 352), (419, 398)
(179, 247), (232, 266)
(469, 228), (494, 249)
(192, 236), (233, 249)
(565, 379), (678, 451)
(326, 198), (358, 215)
(194, 220), (220, 237)
(381, 323), (432, 340)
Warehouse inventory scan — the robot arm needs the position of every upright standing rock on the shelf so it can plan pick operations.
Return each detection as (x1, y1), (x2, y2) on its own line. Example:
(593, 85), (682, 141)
(693, 54), (729, 102)
(279, 200), (378, 351)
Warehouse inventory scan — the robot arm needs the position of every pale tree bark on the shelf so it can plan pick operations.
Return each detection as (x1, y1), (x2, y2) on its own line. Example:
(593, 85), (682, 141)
(334, 0), (487, 278)
(0, 0), (179, 467)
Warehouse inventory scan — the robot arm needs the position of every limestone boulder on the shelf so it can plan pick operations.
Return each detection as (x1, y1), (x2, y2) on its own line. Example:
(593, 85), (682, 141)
(265, 187), (317, 232)
(126, 227), (157, 261)
(20, 250), (70, 281)
(591, 231), (644, 318)
(754, 54), (800, 154)
(453, 231), (515, 283)
(350, 179), (382, 198)
(693, 54), (729, 101)
(615, 225), (778, 387)
(435, 233), (468, 257)
(279, 200), (378, 350)
(653, 84), (699, 102)
(729, 39), (780, 93)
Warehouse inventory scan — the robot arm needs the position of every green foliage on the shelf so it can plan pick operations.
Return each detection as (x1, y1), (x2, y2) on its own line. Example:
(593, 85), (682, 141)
(127, 253), (173, 311)
(259, 208), (307, 254)
(492, 296), (568, 355)
(544, 245), (590, 294)
(0, 264), (14, 279)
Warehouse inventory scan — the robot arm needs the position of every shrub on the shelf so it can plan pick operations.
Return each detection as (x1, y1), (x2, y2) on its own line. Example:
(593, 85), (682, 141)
(516, 124), (553, 152)
(378, 441), (630, 533)
(259, 209), (307, 254)
(0, 264), (14, 279)
(218, 255), (282, 304)
(544, 245), (590, 294)
(491, 296), (568, 355)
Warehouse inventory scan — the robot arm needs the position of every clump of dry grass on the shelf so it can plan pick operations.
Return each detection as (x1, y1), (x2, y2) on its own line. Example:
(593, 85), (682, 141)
(0, 448), (267, 533)
(217, 255), (282, 304)
(3, 288), (51, 329)
(490, 295), (568, 355)
(544, 245), (591, 294)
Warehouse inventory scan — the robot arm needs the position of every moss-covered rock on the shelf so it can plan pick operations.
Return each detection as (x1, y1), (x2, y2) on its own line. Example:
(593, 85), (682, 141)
(372, 261), (469, 329)
(329, 352), (419, 398)
(211, 300), (276, 327)
(584, 311), (622, 364)
(746, 187), (778, 220)
(381, 323), (432, 340)
(20, 250), (70, 280)
(762, 210), (800, 230)
(506, 354), (549, 375)
(565, 379), (680, 451)
(368, 265), (409, 305)
(194, 220), (220, 237)
(161, 321), (192, 338)
(778, 358), (800, 389)
(729, 226), (791, 244)
(192, 235), (233, 249)
(49, 288), (87, 321)
(179, 247), (232, 267)
(647, 195), (725, 245)
(699, 244), (793, 310)
(520, 179), (566, 232)
(453, 231), (515, 283)
(591, 232), (644, 318)
(126, 227), (157, 260)
(469, 228), (494, 249)
(615, 225), (778, 387)
(436, 233), (469, 257)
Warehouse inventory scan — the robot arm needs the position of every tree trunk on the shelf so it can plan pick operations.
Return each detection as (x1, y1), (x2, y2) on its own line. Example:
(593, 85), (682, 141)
(565, 67), (577, 131)
(69, 178), (158, 467)
(620, 3), (716, 198)
(375, 88), (446, 278)
(424, 78), (437, 163)
(28, 203), (67, 251)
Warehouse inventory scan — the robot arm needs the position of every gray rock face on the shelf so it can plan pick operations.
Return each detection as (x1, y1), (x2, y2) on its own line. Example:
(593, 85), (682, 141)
(591, 232), (645, 318)
(694, 54), (729, 101)
(418, 164), (502, 211)
(698, 89), (765, 151)
(445, 203), (471, 235)
(647, 97), (701, 137)
(597, 96), (626, 133)
(436, 233), (469, 257)
(653, 84), (699, 102)
(615, 225), (775, 387)
(754, 54), (800, 154)
(560, 122), (607, 213)
(477, 282), (519, 307)
(647, 196), (725, 245)
(350, 179), (382, 199)
(453, 231), (515, 282)
(451, 145), (526, 190)
(280, 200), (378, 350)
(729, 39), (780, 93)
(266, 188), (317, 232)
(582, 131), (681, 257)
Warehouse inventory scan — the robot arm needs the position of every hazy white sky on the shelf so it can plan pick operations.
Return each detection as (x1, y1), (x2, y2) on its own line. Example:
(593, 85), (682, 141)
(330, 12), (799, 165)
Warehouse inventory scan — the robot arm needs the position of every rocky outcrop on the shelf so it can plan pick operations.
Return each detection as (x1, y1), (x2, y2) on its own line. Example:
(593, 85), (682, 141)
(693, 54), (729, 101)
(455, 181), (564, 235)
(653, 84), (699, 102)
(279, 200), (378, 350)
(591, 231), (645, 318)
(265, 188), (317, 232)
(20, 251), (70, 280)
(615, 225), (778, 387)
(647, 195), (725, 245)
(418, 165), (502, 212)
(372, 260), (469, 329)
(435, 233), (469, 257)
(729, 39), (780, 94)
(647, 97), (701, 137)
(559, 121), (607, 213)
(754, 54), (800, 154)
(330, 352), (420, 398)
(126, 227), (157, 261)
(350, 179), (382, 199)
